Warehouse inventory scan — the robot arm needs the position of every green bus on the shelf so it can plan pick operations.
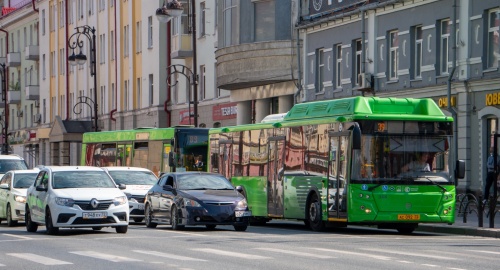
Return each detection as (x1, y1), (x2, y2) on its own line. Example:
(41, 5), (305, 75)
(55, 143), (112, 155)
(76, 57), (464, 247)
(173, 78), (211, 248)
(81, 127), (210, 175)
(208, 97), (465, 233)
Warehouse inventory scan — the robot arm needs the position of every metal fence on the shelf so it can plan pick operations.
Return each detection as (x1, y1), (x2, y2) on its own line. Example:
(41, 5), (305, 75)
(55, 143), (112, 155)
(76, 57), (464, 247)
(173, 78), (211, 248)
(457, 193), (500, 228)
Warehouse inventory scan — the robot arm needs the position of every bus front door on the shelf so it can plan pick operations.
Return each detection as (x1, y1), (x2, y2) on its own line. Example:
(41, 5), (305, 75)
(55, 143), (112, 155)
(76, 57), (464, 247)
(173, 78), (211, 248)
(328, 131), (350, 220)
(267, 136), (285, 217)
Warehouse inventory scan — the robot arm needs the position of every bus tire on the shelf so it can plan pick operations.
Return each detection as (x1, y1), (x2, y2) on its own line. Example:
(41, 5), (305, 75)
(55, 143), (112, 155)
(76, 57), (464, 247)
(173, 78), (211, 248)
(307, 193), (325, 232)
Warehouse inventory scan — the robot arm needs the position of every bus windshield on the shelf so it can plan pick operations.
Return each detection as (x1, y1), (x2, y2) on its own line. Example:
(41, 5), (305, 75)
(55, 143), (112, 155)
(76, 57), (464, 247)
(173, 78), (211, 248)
(351, 134), (451, 182)
(174, 129), (209, 172)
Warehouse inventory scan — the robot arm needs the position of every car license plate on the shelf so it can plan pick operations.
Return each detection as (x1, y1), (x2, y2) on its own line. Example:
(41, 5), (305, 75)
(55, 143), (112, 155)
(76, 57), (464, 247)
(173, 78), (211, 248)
(83, 212), (107, 219)
(397, 214), (420, 220)
(235, 211), (251, 217)
(138, 204), (145, 210)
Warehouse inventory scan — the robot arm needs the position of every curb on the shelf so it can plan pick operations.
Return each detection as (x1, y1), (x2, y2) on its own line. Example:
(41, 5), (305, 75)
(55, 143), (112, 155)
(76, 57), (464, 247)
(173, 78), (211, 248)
(417, 224), (500, 238)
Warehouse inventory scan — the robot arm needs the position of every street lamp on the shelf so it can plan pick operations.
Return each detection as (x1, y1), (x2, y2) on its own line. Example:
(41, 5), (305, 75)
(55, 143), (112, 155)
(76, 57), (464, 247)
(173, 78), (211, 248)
(157, 0), (199, 127)
(0, 63), (8, 154)
(67, 25), (98, 132)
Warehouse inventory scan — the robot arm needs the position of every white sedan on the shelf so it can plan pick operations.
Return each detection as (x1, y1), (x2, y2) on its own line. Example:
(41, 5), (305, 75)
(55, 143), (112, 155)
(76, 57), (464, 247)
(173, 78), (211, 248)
(0, 169), (39, 226)
(25, 166), (129, 235)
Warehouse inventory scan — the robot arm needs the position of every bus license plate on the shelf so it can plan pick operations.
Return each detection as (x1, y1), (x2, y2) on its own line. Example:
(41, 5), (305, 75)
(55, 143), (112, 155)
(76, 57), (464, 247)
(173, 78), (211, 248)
(397, 214), (420, 220)
(83, 212), (107, 219)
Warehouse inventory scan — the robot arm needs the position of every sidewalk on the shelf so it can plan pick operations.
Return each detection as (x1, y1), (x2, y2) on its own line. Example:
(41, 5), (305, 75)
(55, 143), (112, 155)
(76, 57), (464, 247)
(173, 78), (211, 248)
(417, 209), (500, 238)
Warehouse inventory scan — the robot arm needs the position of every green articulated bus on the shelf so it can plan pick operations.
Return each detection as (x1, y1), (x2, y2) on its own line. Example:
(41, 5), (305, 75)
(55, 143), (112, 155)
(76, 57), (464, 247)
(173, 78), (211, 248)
(81, 126), (210, 175)
(208, 97), (465, 233)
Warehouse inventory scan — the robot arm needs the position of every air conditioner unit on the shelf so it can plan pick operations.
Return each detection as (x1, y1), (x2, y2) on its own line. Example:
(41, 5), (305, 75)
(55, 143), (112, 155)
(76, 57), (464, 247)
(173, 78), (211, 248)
(358, 73), (373, 89)
(33, 113), (41, 123)
(17, 110), (23, 117)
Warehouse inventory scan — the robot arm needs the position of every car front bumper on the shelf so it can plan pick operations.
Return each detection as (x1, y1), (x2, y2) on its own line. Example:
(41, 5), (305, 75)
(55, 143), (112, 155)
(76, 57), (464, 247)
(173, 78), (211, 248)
(180, 207), (251, 226)
(11, 201), (26, 221)
(51, 203), (129, 228)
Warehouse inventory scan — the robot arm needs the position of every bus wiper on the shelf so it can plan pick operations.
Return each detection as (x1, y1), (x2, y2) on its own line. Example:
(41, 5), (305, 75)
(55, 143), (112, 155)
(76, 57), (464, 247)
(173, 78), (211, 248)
(423, 177), (447, 192)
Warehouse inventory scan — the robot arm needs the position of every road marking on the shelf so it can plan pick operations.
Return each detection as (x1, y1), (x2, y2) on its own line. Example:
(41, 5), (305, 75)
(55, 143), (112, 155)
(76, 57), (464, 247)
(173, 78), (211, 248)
(312, 248), (392, 261)
(255, 248), (334, 259)
(468, 250), (500, 255)
(7, 253), (72, 265)
(159, 230), (207, 237)
(2, 234), (32, 240)
(361, 248), (457, 260)
(133, 250), (207, 261)
(69, 251), (142, 262)
(421, 264), (439, 267)
(191, 248), (271, 260)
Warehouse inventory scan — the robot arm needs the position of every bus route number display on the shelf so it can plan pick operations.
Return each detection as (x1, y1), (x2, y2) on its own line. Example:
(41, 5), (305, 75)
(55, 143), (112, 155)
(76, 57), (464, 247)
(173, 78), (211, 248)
(188, 136), (198, 144)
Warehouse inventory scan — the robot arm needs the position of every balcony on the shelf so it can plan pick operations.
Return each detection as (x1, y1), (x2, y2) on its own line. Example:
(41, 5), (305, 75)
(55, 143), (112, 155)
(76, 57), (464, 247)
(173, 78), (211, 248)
(7, 90), (20, 104)
(25, 85), (39, 100)
(171, 33), (193, 59)
(25, 45), (39, 61)
(7, 52), (20, 67)
(215, 41), (297, 90)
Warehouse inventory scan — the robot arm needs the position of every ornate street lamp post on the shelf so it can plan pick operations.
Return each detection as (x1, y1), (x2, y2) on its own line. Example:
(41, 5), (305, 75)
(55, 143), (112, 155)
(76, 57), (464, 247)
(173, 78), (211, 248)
(157, 0), (199, 127)
(0, 63), (8, 154)
(67, 25), (98, 132)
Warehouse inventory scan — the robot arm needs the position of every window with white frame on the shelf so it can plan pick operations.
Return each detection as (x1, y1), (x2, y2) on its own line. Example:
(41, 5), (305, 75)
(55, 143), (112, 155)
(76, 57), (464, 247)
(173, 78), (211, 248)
(200, 2), (206, 37)
(110, 30), (115, 60)
(200, 65), (206, 100)
(355, 39), (362, 85)
(223, 0), (238, 47)
(101, 85), (106, 114)
(42, 9), (45, 35)
(440, 19), (450, 74)
(148, 16), (153, 48)
(136, 78), (141, 109)
(488, 9), (500, 69)
(315, 48), (324, 93)
(124, 25), (129, 57)
(111, 83), (116, 109)
(50, 4), (55, 32)
(99, 0), (106, 12)
(335, 44), (342, 88)
(149, 74), (153, 105)
(100, 34), (106, 64)
(389, 30), (399, 80)
(413, 25), (423, 78)
(88, 0), (94, 16)
(60, 95), (65, 119)
(50, 51), (55, 77)
(136, 21), (142, 53)
(42, 54), (46, 79)
(78, 0), (84, 20)
(68, 0), (74, 24)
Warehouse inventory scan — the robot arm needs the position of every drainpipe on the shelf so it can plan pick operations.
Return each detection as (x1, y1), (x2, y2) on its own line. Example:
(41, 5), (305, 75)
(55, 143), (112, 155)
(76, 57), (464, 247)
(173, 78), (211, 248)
(293, 0), (303, 104)
(448, 0), (458, 184)
(65, 0), (69, 120)
(31, 0), (38, 12)
(164, 20), (172, 127)
(0, 28), (9, 151)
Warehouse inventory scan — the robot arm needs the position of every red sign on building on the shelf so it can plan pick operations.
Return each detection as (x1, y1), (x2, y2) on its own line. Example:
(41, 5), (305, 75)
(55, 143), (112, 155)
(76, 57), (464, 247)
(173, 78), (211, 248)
(213, 102), (238, 121)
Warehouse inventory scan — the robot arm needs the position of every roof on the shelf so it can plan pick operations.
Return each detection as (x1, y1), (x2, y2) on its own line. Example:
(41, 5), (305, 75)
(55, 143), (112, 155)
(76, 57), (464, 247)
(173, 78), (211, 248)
(0, 155), (25, 160)
(102, 166), (153, 172)
(41, 166), (105, 172)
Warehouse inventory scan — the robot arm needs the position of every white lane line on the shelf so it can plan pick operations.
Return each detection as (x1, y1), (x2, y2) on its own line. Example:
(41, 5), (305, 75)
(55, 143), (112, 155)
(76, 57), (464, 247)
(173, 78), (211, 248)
(467, 250), (500, 255)
(7, 253), (73, 265)
(133, 250), (207, 261)
(158, 230), (207, 237)
(0, 263), (5, 267)
(255, 248), (334, 259)
(312, 248), (392, 261)
(2, 234), (32, 240)
(361, 248), (457, 260)
(191, 248), (271, 260)
(421, 264), (439, 267)
(447, 268), (467, 270)
(397, 261), (413, 263)
(69, 251), (142, 262)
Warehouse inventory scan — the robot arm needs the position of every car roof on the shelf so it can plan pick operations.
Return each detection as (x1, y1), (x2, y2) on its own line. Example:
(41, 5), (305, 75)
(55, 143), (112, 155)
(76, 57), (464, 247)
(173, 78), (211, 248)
(164, 172), (224, 177)
(41, 166), (105, 172)
(0, 154), (25, 160)
(102, 166), (153, 172)
(11, 168), (40, 174)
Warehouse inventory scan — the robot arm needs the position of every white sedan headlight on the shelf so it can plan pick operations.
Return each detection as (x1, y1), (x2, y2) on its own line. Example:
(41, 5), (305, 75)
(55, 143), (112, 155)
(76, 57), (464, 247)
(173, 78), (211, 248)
(184, 198), (201, 207)
(14, 195), (26, 203)
(55, 197), (75, 207)
(113, 196), (127, 206)
(236, 199), (248, 210)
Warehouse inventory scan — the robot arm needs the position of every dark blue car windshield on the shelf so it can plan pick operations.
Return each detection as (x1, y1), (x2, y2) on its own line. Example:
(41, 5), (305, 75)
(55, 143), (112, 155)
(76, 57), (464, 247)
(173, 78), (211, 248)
(177, 174), (234, 190)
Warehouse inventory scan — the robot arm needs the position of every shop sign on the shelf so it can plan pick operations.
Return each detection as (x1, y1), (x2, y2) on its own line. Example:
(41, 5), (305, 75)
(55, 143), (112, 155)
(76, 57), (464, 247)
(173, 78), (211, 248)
(485, 92), (500, 106)
(179, 109), (194, 125)
(434, 96), (456, 108)
(213, 102), (238, 121)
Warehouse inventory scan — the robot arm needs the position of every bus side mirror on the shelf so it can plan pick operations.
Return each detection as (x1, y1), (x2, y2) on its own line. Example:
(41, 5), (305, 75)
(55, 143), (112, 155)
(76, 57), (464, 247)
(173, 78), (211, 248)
(456, 160), (465, 179)
(351, 123), (361, 150)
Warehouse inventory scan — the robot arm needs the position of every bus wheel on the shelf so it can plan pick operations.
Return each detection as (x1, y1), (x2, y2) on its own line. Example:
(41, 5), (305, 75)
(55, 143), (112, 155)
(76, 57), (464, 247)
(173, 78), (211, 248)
(308, 193), (325, 232)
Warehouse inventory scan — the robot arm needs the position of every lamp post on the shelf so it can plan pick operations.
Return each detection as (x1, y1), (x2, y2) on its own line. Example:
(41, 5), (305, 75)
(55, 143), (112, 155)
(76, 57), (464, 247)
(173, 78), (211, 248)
(157, 0), (198, 127)
(67, 25), (98, 132)
(0, 63), (8, 154)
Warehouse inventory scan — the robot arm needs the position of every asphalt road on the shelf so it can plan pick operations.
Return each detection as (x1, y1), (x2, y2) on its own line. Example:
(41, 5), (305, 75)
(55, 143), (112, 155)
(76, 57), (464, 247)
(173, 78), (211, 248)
(0, 221), (499, 270)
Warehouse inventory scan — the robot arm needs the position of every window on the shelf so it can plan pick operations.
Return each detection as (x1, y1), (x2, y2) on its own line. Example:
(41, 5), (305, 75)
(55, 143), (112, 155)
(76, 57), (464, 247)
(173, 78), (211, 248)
(59, 1), (65, 28)
(149, 74), (154, 105)
(42, 54), (46, 79)
(50, 4), (55, 32)
(50, 51), (55, 77)
(315, 48), (324, 93)
(355, 39), (362, 85)
(413, 25), (423, 78)
(200, 2), (206, 37)
(137, 78), (141, 109)
(254, 0), (275, 42)
(100, 85), (106, 114)
(78, 0), (84, 19)
(124, 80), (129, 110)
(59, 48), (65, 75)
(111, 83), (116, 109)
(42, 9), (45, 35)
(223, 0), (238, 47)
(488, 9), (500, 69)
(100, 34), (106, 64)
(124, 25), (129, 57)
(148, 16), (153, 48)
(110, 30), (115, 60)
(335, 44), (342, 88)
(389, 30), (399, 80)
(439, 19), (450, 74)
(136, 21), (142, 53)
(68, 0), (74, 24)
(200, 65), (206, 100)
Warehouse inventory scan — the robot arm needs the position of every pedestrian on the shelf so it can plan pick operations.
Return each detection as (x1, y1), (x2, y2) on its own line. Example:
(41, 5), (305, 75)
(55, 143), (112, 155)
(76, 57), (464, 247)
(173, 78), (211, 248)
(484, 147), (499, 205)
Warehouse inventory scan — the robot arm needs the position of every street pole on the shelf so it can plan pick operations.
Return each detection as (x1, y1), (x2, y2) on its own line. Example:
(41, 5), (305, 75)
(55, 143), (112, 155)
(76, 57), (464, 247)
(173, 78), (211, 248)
(191, 0), (198, 127)
(0, 63), (7, 154)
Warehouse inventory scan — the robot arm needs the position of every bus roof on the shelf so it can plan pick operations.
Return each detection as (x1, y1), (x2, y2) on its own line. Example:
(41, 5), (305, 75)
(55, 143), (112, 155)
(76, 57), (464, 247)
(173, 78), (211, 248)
(82, 127), (209, 143)
(284, 97), (451, 122)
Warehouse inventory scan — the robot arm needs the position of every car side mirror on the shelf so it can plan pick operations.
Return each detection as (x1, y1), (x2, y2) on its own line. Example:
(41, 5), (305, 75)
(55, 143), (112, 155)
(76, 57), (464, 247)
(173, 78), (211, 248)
(236, 185), (244, 193)
(0, 183), (8, 189)
(36, 185), (47, 192)
(118, 183), (126, 190)
(163, 185), (174, 192)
